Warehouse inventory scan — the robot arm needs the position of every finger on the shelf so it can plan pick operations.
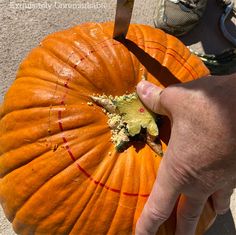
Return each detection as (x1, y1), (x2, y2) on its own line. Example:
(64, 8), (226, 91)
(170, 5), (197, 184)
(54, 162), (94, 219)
(136, 80), (166, 115)
(175, 195), (207, 235)
(136, 158), (180, 235)
(212, 188), (234, 215)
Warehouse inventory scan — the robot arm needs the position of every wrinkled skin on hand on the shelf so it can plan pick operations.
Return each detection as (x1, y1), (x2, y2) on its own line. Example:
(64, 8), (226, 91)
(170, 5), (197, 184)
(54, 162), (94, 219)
(135, 74), (236, 235)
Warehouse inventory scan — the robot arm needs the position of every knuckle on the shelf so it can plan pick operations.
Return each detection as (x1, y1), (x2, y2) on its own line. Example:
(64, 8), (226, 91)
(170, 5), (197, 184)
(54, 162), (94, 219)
(159, 85), (180, 108)
(167, 160), (194, 189)
(145, 206), (169, 223)
(178, 211), (201, 223)
(166, 159), (213, 195)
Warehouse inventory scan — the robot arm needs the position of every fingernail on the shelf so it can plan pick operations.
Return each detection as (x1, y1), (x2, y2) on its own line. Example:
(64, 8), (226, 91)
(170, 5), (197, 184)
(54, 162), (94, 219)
(137, 80), (152, 96)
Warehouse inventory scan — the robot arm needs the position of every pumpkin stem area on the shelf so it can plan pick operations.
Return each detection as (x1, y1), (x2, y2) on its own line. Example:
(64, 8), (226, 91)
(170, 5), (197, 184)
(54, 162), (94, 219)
(91, 92), (163, 156)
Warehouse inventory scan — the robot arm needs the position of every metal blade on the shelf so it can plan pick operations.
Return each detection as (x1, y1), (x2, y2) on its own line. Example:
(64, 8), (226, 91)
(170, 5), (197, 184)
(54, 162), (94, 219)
(113, 0), (135, 39)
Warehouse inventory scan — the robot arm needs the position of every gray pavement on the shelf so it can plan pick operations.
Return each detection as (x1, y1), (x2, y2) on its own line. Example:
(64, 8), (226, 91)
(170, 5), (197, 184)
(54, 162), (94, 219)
(0, 0), (235, 234)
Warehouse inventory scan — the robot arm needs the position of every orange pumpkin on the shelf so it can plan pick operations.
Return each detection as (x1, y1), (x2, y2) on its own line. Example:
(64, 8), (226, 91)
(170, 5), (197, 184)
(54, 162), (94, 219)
(0, 22), (215, 235)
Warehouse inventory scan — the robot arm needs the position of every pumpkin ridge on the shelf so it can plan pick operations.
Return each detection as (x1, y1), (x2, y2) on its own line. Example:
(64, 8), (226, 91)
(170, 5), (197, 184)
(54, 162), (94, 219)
(0, 108), (102, 154)
(41, 37), (127, 95)
(60, 26), (122, 82)
(83, 23), (206, 80)
(0, 127), (109, 202)
(61, 131), (151, 198)
(167, 52), (196, 79)
(0, 105), (95, 134)
(134, 24), (198, 75)
(18, 76), (80, 94)
(59, 24), (139, 94)
(165, 34), (198, 78)
(132, 25), (205, 80)
(0, 145), (52, 178)
(0, 126), (50, 154)
(137, 24), (167, 69)
(0, 103), (63, 121)
(105, 149), (140, 234)
(61, 153), (124, 234)
(65, 151), (121, 234)
(39, 45), (102, 94)
(135, 25), (148, 53)
(8, 136), (109, 225)
(129, 26), (145, 84)
(0, 125), (107, 178)
(12, 143), (110, 235)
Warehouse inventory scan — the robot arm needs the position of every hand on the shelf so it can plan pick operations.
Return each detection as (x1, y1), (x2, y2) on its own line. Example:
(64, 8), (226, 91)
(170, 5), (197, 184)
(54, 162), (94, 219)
(135, 74), (236, 235)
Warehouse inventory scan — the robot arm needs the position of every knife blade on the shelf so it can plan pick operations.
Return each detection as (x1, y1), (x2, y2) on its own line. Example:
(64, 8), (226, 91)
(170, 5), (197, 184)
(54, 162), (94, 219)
(113, 0), (135, 39)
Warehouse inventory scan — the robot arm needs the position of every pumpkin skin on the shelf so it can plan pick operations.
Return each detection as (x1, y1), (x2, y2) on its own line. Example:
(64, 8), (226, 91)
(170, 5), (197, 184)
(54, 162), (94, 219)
(0, 22), (215, 235)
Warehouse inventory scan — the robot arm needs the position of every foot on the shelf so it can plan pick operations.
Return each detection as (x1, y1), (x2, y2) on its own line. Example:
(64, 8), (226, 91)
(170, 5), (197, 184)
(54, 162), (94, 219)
(154, 0), (208, 36)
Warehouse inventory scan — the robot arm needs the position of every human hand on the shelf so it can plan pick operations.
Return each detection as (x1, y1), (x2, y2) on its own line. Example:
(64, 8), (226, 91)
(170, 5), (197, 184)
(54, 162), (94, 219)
(135, 74), (236, 235)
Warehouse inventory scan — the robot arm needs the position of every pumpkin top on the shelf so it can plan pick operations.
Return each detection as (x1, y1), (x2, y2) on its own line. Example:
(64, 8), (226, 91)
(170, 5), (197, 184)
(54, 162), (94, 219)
(92, 91), (162, 154)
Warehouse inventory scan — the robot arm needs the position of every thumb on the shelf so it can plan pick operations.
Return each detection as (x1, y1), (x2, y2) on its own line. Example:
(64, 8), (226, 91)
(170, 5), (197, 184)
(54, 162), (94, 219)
(136, 80), (167, 115)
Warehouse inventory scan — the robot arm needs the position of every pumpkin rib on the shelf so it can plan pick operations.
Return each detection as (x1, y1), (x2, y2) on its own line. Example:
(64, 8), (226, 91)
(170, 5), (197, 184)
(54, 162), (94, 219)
(0, 105), (95, 135)
(13, 142), (111, 235)
(0, 126), (89, 178)
(1, 82), (79, 118)
(47, 28), (126, 94)
(70, 187), (112, 234)
(68, 193), (103, 234)
(133, 25), (150, 80)
(144, 25), (169, 83)
(106, 150), (140, 234)
(8, 134), (110, 224)
(68, 148), (155, 234)
(41, 35), (134, 96)
(65, 24), (138, 94)
(39, 45), (102, 94)
(68, 156), (126, 234)
(163, 34), (188, 81)
(17, 53), (81, 91)
(41, 37), (95, 79)
(44, 145), (119, 234)
(17, 76), (90, 107)
(165, 34), (199, 79)
(100, 24), (140, 82)
(128, 26), (180, 87)
(139, 24), (168, 75)
(72, 147), (149, 198)
(16, 142), (112, 234)
(137, 25), (204, 80)
(112, 23), (207, 82)
(66, 151), (121, 235)
(0, 125), (51, 154)
(0, 122), (109, 181)
(132, 25), (206, 82)
(1, 103), (63, 121)
(18, 75), (80, 94)
(0, 108), (100, 154)
(0, 144), (52, 178)
(136, 25), (146, 52)
(125, 25), (149, 84)
(17, 47), (100, 96)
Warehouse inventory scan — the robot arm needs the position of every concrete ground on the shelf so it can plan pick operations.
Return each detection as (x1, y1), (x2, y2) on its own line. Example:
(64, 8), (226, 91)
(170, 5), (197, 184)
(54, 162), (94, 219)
(0, 0), (235, 234)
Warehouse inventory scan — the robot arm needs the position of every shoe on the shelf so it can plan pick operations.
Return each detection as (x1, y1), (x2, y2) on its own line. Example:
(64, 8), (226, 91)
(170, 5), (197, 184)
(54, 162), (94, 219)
(154, 0), (208, 36)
